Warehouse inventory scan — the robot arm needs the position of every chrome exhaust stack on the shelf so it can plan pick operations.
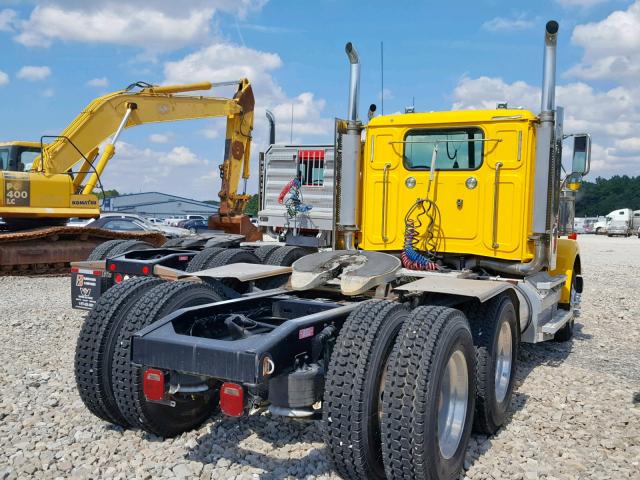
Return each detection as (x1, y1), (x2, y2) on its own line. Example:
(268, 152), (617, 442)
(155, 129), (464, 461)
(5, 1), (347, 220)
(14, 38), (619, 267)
(337, 42), (362, 250)
(541, 21), (558, 113)
(532, 21), (559, 241)
(345, 42), (360, 124)
(265, 109), (276, 145)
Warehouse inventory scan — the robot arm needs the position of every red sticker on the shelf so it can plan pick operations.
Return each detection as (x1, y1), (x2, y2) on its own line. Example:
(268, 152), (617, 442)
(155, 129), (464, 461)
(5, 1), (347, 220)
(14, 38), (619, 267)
(298, 326), (314, 340)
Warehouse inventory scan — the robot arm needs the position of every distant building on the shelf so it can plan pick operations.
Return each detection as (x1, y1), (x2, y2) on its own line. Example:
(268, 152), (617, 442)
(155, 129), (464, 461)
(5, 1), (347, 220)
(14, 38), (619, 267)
(102, 192), (219, 219)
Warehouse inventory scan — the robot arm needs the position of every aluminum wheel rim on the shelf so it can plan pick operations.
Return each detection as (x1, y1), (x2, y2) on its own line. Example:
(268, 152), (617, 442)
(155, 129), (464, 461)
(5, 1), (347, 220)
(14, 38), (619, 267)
(494, 321), (512, 404)
(438, 349), (468, 460)
(378, 360), (388, 422)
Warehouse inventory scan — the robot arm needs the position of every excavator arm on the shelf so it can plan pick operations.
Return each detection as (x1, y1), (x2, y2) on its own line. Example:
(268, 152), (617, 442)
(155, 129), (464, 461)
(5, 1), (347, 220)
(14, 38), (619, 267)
(30, 79), (254, 215)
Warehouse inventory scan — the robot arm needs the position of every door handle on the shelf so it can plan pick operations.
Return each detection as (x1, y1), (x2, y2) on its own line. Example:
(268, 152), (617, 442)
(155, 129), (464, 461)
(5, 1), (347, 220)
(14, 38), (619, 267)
(382, 163), (391, 242)
(492, 161), (503, 249)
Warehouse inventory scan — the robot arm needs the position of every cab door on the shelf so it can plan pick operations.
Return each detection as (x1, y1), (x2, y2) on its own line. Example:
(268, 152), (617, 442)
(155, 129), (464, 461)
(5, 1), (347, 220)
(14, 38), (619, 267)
(361, 132), (401, 248)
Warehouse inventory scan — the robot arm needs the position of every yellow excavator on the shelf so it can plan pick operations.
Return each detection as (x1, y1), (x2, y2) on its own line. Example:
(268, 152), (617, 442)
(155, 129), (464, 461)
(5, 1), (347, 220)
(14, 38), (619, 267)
(0, 79), (259, 272)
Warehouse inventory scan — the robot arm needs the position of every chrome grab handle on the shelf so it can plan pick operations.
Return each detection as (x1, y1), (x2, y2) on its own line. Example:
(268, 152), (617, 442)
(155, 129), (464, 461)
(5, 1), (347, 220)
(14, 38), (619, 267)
(382, 163), (391, 242)
(492, 161), (503, 249)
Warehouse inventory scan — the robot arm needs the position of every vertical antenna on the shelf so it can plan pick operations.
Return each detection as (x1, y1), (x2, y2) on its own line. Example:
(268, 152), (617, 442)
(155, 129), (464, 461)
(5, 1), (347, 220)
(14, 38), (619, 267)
(290, 103), (294, 143)
(380, 41), (384, 115)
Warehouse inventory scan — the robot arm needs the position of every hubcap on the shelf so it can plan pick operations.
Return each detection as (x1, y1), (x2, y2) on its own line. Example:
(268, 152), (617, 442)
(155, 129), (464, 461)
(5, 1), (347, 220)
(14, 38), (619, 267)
(438, 349), (468, 460)
(494, 321), (512, 403)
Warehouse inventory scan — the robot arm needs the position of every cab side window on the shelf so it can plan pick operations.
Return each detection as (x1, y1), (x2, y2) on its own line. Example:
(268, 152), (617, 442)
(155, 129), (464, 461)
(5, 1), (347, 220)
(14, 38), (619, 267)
(19, 149), (40, 171)
(0, 148), (8, 171)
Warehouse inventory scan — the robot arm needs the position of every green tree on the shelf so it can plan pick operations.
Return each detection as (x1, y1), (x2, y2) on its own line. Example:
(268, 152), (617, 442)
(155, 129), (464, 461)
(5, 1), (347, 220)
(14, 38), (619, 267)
(95, 189), (120, 200)
(244, 194), (259, 216)
(575, 176), (640, 216)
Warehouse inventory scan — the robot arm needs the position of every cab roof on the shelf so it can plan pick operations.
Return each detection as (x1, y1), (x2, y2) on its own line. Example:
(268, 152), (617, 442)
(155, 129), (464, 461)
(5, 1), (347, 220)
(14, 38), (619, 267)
(367, 109), (538, 128)
(0, 141), (42, 148)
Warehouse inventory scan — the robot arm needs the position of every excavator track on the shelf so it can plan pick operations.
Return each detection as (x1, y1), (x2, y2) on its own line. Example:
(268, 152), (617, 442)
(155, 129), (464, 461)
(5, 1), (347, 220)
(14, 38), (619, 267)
(0, 227), (165, 275)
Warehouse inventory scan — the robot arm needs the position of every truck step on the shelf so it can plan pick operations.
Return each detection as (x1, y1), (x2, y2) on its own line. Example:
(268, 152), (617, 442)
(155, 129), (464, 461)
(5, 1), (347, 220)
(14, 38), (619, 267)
(541, 309), (573, 334)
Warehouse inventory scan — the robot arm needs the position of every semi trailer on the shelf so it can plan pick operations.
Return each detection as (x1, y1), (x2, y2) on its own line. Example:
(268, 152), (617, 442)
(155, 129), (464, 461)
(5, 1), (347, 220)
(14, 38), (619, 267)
(74, 21), (590, 480)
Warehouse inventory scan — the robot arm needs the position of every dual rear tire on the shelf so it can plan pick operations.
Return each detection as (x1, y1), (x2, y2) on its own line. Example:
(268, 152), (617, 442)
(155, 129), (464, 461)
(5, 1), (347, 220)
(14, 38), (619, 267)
(381, 306), (476, 480)
(87, 239), (153, 261)
(324, 295), (519, 480)
(75, 279), (227, 437)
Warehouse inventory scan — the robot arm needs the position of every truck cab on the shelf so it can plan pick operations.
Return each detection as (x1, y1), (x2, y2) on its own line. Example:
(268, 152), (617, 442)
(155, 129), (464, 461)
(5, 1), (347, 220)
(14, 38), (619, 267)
(361, 110), (538, 262)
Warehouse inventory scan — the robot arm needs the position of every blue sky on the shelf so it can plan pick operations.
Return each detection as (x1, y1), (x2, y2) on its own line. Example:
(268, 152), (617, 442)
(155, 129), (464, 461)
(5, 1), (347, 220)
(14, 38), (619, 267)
(1, 0), (638, 200)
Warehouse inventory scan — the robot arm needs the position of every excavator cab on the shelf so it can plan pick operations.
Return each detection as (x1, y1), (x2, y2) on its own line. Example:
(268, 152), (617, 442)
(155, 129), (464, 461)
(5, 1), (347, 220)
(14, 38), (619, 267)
(0, 142), (41, 172)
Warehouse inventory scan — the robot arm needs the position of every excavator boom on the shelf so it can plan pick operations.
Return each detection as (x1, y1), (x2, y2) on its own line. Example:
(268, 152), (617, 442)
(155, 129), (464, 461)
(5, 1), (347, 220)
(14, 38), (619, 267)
(1, 79), (254, 222)
(0, 78), (258, 272)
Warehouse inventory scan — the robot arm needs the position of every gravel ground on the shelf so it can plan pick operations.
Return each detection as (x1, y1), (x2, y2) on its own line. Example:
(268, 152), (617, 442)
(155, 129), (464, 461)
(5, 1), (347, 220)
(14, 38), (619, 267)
(0, 234), (639, 479)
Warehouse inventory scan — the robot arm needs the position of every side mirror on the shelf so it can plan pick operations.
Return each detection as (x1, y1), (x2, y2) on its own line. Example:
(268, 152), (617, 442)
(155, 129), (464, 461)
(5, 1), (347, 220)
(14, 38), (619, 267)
(572, 133), (591, 175)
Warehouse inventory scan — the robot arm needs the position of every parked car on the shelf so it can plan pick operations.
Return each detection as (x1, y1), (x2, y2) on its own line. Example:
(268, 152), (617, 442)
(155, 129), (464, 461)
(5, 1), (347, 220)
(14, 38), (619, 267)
(180, 218), (210, 233)
(177, 215), (208, 228)
(145, 217), (163, 225)
(87, 214), (190, 238)
(164, 217), (186, 226)
(67, 217), (93, 227)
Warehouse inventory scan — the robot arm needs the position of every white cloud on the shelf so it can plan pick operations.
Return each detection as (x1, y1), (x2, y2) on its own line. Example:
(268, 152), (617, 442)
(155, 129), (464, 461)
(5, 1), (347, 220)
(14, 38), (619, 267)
(87, 77), (108, 87)
(159, 146), (204, 166)
(482, 15), (535, 32)
(13, 1), (266, 50)
(567, 1), (640, 82)
(0, 8), (17, 31)
(149, 133), (172, 144)
(107, 40), (330, 195)
(270, 93), (332, 137)
(163, 42), (332, 141)
(200, 126), (222, 139)
(612, 137), (640, 154)
(99, 142), (215, 198)
(163, 41), (333, 177)
(41, 88), (55, 98)
(16, 6), (213, 49)
(0, 70), (8, 86)
(163, 43), (284, 101)
(17, 65), (51, 81)
(452, 76), (539, 110)
(451, 75), (640, 177)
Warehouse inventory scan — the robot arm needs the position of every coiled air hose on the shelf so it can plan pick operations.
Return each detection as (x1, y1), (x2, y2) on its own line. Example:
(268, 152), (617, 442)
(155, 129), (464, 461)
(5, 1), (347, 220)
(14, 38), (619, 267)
(401, 198), (441, 271)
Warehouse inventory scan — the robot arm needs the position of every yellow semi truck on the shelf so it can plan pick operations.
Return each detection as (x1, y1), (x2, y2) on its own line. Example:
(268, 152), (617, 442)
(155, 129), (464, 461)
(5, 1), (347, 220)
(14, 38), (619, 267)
(73, 21), (590, 480)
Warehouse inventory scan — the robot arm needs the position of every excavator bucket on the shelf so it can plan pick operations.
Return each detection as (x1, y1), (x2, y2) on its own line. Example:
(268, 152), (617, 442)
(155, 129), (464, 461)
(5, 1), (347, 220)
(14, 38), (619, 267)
(208, 214), (262, 242)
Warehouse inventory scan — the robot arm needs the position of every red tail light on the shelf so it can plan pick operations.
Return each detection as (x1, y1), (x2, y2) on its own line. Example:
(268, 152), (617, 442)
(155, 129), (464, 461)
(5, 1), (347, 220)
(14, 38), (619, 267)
(220, 382), (244, 417)
(114, 273), (123, 283)
(568, 232), (578, 240)
(141, 265), (150, 275)
(143, 368), (165, 401)
(108, 263), (117, 271)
